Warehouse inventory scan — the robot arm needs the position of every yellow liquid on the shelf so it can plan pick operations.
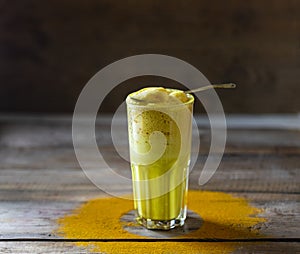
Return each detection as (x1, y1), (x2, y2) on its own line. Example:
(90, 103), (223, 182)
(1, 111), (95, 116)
(127, 90), (193, 222)
(131, 163), (188, 220)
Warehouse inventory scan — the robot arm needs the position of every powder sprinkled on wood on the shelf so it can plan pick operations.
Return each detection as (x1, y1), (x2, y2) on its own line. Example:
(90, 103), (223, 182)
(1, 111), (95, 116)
(56, 190), (266, 253)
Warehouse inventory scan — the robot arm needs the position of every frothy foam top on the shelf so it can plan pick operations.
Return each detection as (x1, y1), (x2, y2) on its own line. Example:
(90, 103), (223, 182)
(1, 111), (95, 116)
(127, 87), (192, 105)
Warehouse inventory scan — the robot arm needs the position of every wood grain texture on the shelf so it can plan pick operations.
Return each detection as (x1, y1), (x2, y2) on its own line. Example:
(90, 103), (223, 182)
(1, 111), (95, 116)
(0, 242), (86, 254)
(0, 242), (299, 254)
(0, 192), (298, 239)
(0, 115), (299, 253)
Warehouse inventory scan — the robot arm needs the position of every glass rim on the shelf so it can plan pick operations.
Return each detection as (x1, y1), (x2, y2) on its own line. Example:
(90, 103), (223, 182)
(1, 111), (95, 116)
(126, 93), (194, 109)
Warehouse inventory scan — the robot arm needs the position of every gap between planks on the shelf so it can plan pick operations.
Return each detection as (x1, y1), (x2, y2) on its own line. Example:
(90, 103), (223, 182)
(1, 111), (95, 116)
(0, 238), (299, 243)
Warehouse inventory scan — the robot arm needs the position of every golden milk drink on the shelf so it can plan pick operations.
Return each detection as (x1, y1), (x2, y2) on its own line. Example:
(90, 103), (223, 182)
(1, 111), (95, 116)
(126, 87), (194, 230)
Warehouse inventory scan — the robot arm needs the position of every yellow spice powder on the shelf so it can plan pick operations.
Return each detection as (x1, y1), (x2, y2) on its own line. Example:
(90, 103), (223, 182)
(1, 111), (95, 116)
(56, 190), (266, 253)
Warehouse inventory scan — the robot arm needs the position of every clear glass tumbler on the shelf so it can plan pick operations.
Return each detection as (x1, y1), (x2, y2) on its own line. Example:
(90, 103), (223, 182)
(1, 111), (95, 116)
(126, 90), (194, 230)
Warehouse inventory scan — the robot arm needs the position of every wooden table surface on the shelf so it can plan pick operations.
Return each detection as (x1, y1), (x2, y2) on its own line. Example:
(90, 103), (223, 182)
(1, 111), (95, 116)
(0, 114), (299, 253)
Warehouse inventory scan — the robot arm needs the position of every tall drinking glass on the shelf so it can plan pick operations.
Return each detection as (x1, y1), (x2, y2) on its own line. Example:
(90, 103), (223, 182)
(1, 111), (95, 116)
(126, 88), (194, 230)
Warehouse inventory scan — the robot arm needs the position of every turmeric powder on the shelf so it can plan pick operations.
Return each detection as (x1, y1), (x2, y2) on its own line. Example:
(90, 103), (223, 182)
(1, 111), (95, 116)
(56, 190), (265, 253)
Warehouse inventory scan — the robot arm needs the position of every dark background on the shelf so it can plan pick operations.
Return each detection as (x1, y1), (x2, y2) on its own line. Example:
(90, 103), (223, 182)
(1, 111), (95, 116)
(0, 0), (299, 114)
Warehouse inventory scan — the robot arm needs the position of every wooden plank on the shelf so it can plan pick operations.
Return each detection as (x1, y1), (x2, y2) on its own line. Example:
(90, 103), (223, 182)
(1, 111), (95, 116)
(0, 241), (299, 254)
(0, 242), (85, 254)
(0, 115), (299, 252)
(0, 115), (299, 151)
(0, 192), (299, 239)
(1, 144), (300, 171)
(0, 150), (299, 194)
(1, 114), (299, 130)
(234, 243), (300, 253)
(0, 201), (79, 239)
